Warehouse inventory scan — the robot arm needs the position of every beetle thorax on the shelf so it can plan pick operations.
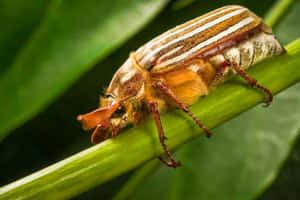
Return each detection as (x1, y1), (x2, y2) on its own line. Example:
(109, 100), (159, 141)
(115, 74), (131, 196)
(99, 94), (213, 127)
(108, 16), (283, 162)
(106, 56), (147, 102)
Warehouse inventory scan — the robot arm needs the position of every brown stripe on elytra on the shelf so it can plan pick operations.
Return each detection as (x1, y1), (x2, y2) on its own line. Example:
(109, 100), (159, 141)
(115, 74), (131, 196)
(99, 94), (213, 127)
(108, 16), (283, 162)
(155, 10), (253, 65)
(195, 21), (262, 61)
(154, 10), (249, 59)
(199, 24), (262, 60)
(150, 23), (263, 75)
(146, 7), (242, 51)
(136, 6), (243, 64)
(166, 18), (261, 71)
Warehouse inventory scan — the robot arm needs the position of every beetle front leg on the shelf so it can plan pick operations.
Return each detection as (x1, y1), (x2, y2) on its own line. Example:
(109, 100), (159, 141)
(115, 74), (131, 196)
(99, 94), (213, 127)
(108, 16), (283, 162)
(91, 121), (110, 144)
(226, 60), (273, 106)
(149, 101), (181, 168)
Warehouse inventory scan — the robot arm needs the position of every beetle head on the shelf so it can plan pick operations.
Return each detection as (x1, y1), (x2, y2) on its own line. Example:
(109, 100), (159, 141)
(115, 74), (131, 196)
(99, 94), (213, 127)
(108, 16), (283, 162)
(77, 55), (146, 143)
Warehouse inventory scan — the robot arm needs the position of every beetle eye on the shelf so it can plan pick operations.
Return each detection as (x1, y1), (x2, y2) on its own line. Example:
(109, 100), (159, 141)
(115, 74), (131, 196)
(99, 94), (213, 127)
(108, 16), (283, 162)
(112, 105), (126, 117)
(105, 93), (114, 99)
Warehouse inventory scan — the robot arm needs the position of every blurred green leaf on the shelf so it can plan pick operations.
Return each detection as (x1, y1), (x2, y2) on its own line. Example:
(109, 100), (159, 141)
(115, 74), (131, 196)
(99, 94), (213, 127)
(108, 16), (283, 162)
(275, 0), (300, 44)
(264, 0), (294, 27)
(0, 0), (168, 141)
(259, 135), (300, 200)
(0, 0), (51, 74)
(172, 0), (196, 10)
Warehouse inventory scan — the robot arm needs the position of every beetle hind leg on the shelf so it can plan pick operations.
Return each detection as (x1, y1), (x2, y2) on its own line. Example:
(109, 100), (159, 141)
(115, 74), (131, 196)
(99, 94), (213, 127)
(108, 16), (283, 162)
(224, 60), (273, 106)
(149, 101), (181, 168)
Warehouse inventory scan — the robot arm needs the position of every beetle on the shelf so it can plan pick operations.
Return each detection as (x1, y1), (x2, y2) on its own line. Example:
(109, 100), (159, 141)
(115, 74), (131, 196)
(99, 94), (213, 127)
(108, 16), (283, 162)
(77, 5), (285, 168)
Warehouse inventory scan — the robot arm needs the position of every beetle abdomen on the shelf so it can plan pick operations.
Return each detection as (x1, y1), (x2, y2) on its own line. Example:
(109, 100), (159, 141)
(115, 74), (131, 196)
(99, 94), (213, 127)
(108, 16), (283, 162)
(209, 31), (284, 70)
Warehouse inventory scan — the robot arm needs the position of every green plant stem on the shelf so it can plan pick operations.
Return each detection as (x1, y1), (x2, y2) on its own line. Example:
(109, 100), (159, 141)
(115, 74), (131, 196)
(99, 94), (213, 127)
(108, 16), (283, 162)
(264, 0), (294, 27)
(112, 159), (161, 200)
(0, 40), (300, 200)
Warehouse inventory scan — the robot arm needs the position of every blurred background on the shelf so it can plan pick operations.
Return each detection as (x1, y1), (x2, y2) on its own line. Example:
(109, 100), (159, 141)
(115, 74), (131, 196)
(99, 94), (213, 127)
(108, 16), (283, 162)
(0, 0), (299, 199)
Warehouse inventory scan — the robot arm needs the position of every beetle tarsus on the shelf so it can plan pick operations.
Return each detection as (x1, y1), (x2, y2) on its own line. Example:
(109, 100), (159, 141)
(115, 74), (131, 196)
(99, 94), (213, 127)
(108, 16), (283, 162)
(154, 82), (212, 138)
(158, 156), (181, 168)
(149, 101), (181, 168)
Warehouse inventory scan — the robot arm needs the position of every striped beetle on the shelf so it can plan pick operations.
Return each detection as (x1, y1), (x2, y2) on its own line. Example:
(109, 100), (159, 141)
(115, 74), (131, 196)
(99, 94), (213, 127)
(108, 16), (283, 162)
(77, 5), (285, 168)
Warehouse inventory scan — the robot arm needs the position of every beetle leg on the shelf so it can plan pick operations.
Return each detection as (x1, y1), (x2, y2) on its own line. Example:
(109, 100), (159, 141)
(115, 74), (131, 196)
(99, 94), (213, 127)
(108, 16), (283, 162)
(211, 61), (229, 85)
(149, 101), (181, 168)
(111, 125), (120, 137)
(227, 60), (273, 107)
(154, 81), (212, 137)
(91, 122), (110, 144)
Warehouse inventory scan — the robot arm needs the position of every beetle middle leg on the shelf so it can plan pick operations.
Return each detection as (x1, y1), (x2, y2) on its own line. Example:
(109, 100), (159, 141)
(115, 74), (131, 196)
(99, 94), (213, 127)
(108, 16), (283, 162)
(154, 81), (212, 137)
(222, 60), (273, 106)
(211, 61), (229, 85)
(149, 101), (181, 168)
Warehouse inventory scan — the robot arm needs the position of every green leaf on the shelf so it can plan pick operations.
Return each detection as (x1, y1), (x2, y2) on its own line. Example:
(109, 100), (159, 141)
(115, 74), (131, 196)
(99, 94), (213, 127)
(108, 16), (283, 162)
(0, 0), (50, 74)
(0, 0), (168, 141)
(259, 136), (300, 199)
(172, 0), (196, 10)
(275, 0), (300, 44)
(264, 0), (295, 27)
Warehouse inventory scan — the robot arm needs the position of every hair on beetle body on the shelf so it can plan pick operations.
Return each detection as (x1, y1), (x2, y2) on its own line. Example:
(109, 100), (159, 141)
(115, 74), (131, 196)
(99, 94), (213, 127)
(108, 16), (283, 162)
(77, 5), (285, 168)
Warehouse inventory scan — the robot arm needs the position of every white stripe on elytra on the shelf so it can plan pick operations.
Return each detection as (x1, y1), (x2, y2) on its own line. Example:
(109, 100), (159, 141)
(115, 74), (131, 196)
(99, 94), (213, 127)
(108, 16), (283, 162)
(155, 17), (254, 69)
(141, 8), (247, 66)
(138, 6), (238, 56)
(156, 45), (183, 62)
